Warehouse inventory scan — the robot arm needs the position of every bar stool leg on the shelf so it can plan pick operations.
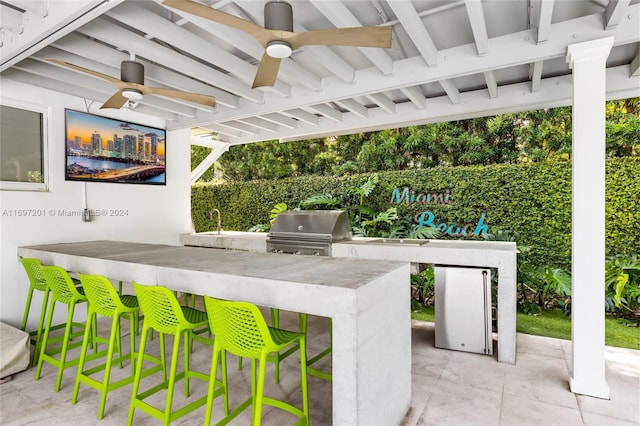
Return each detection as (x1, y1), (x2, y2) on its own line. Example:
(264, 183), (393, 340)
(54, 302), (77, 392)
(31, 289), (51, 366)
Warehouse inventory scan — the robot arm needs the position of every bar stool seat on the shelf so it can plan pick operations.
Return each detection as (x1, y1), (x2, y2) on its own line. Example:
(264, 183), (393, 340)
(269, 309), (332, 382)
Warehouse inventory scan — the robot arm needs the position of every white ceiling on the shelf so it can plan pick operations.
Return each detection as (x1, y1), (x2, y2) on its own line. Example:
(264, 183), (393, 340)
(1, 0), (639, 147)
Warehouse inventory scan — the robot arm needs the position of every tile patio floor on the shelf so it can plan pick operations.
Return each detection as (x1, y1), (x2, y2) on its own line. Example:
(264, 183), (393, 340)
(1, 310), (638, 425)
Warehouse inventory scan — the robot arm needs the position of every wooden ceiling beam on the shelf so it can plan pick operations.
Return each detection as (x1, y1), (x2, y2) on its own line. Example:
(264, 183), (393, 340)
(237, 65), (640, 145)
(439, 79), (461, 104)
(536, 0), (555, 44)
(335, 99), (369, 119)
(366, 93), (396, 114)
(464, 0), (489, 56)
(309, 104), (343, 122)
(400, 86), (426, 109)
(387, 0), (438, 67)
(483, 71), (498, 98)
(172, 5), (639, 128)
(308, 0), (394, 75)
(605, 0), (631, 30)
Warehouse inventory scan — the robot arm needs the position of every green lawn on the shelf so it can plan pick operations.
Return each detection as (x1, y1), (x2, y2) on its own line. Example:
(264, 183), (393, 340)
(411, 306), (639, 350)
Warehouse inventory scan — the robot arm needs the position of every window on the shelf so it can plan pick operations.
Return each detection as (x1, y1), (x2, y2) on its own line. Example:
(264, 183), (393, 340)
(0, 101), (49, 191)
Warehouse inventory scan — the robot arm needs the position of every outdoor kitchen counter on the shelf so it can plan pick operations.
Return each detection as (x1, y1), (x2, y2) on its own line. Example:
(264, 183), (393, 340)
(181, 231), (267, 252)
(181, 232), (517, 364)
(18, 240), (411, 426)
(332, 238), (517, 365)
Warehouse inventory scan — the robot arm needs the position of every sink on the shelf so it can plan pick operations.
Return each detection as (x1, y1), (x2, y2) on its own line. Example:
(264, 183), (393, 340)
(365, 238), (430, 246)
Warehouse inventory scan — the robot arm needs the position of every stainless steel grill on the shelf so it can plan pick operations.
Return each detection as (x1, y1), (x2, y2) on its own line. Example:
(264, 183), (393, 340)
(267, 210), (352, 256)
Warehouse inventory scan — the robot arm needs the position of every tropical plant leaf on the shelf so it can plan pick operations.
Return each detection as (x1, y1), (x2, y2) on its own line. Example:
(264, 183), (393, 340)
(361, 207), (398, 228)
(299, 193), (340, 209)
(605, 254), (640, 311)
(614, 273), (629, 307)
(482, 227), (515, 241)
(351, 225), (367, 237)
(407, 225), (441, 239)
(347, 173), (379, 197)
(357, 205), (377, 217)
(544, 267), (572, 298)
(248, 223), (270, 232)
(269, 202), (288, 225)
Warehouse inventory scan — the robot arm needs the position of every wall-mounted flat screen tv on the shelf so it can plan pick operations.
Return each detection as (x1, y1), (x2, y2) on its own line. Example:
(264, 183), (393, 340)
(65, 109), (166, 185)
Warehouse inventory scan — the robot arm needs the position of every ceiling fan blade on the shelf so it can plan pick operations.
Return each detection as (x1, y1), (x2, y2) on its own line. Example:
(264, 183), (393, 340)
(47, 58), (122, 85)
(163, 0), (267, 40)
(100, 91), (129, 110)
(142, 86), (216, 107)
(288, 26), (392, 50)
(252, 52), (282, 89)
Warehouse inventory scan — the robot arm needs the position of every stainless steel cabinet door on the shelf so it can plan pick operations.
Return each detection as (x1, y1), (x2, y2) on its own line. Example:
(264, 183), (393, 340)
(435, 266), (493, 355)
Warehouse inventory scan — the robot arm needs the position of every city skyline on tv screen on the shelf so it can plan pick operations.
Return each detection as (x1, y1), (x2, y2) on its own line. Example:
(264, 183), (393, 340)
(65, 109), (166, 185)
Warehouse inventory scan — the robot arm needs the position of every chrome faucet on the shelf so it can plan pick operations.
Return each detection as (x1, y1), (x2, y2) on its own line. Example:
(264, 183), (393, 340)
(211, 209), (222, 234)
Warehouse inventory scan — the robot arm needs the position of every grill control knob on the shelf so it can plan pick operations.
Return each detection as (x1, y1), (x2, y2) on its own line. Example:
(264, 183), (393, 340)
(297, 225), (304, 231)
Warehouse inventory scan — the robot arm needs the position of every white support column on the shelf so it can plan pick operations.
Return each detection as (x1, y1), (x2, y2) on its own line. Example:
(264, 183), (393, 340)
(566, 37), (613, 400)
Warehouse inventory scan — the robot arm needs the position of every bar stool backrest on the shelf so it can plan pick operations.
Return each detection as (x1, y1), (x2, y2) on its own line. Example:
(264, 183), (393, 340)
(41, 266), (83, 304)
(76, 273), (120, 317)
(204, 297), (271, 359)
(20, 257), (48, 292)
(132, 282), (187, 334)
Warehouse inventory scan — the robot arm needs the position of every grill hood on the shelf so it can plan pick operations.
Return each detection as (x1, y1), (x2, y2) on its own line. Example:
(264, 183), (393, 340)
(267, 210), (352, 255)
(268, 210), (352, 241)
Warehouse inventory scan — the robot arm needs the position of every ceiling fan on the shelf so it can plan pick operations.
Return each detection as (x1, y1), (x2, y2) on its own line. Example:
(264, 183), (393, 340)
(47, 58), (216, 109)
(163, 0), (392, 88)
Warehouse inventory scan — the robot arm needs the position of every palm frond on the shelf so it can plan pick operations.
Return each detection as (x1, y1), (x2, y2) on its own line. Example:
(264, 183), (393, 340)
(299, 193), (340, 209)
(269, 202), (288, 224)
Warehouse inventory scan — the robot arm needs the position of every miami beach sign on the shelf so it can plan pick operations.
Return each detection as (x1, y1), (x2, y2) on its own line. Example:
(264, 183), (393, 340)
(389, 187), (488, 237)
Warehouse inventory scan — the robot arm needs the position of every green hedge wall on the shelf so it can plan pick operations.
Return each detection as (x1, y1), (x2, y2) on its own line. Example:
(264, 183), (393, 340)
(192, 157), (640, 270)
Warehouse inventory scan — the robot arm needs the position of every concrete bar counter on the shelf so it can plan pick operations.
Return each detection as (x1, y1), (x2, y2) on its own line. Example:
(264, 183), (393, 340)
(18, 240), (410, 426)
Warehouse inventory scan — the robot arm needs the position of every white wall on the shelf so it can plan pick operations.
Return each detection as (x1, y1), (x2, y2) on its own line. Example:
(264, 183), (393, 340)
(0, 79), (192, 329)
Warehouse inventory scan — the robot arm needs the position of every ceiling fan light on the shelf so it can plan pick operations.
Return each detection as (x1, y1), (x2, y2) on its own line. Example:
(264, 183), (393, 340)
(122, 88), (143, 101)
(266, 41), (292, 59)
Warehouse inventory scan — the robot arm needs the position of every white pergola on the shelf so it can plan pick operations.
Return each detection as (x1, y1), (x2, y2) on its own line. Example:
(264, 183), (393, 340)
(2, 0), (639, 400)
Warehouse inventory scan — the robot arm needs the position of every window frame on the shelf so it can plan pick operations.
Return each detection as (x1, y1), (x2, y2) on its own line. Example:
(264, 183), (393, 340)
(0, 98), (50, 192)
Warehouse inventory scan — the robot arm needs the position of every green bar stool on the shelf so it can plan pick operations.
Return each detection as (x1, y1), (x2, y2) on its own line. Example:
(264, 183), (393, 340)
(72, 273), (160, 420)
(203, 296), (308, 426)
(267, 310), (332, 382)
(19, 257), (64, 366)
(266, 308), (307, 383)
(299, 314), (332, 381)
(35, 265), (91, 392)
(128, 283), (225, 426)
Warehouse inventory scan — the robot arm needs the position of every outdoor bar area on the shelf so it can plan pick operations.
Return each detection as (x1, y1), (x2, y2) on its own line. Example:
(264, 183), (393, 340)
(1, 1), (639, 425)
